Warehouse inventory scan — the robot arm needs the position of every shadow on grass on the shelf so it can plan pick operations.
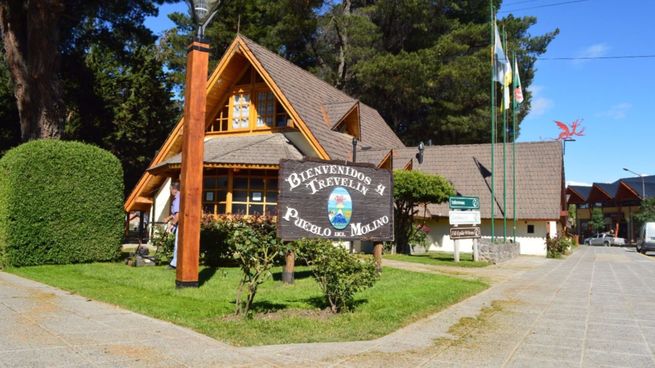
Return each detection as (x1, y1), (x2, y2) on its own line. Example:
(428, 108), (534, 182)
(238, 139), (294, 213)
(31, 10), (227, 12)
(271, 270), (314, 281)
(199, 267), (218, 287)
(250, 300), (288, 313)
(303, 295), (369, 310)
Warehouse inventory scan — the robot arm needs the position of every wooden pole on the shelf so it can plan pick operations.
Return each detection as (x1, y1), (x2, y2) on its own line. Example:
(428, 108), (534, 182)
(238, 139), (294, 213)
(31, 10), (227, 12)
(176, 39), (209, 288)
(454, 239), (460, 262)
(282, 251), (295, 284)
(473, 238), (480, 262)
(373, 242), (383, 273)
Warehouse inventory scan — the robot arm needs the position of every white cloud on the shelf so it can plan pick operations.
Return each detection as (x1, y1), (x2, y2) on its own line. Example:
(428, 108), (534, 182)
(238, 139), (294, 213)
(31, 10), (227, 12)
(566, 180), (592, 187)
(596, 102), (632, 120)
(526, 85), (553, 117)
(573, 43), (610, 65)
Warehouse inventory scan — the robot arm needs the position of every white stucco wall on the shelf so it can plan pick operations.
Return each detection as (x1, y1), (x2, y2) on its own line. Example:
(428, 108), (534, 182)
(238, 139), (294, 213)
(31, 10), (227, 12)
(413, 218), (555, 256)
(151, 177), (173, 225)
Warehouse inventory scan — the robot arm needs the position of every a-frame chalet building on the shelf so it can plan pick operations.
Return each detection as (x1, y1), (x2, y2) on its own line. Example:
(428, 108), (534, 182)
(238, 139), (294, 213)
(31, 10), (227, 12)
(125, 35), (405, 228)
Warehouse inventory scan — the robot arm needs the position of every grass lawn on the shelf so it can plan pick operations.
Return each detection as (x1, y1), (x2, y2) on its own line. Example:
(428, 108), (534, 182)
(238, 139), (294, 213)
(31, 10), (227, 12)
(8, 263), (486, 346)
(385, 252), (490, 268)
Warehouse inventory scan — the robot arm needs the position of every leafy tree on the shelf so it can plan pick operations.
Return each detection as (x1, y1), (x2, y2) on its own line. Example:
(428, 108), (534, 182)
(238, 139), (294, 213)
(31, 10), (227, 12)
(160, 0), (323, 89)
(158, 1), (557, 146)
(64, 45), (179, 192)
(0, 1), (179, 192)
(590, 208), (606, 233)
(0, 0), (170, 141)
(393, 170), (454, 254)
(634, 198), (655, 226)
(0, 53), (20, 154)
(567, 204), (577, 230)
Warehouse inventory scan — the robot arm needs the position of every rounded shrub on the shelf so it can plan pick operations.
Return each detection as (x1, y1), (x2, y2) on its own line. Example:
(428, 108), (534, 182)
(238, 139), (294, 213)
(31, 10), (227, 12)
(0, 140), (124, 267)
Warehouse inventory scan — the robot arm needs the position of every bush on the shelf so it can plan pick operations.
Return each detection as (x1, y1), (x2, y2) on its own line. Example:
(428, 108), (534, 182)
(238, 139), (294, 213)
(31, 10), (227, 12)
(0, 140), (124, 267)
(200, 215), (234, 267)
(151, 225), (175, 265)
(223, 215), (286, 316)
(546, 236), (572, 258)
(297, 239), (378, 313)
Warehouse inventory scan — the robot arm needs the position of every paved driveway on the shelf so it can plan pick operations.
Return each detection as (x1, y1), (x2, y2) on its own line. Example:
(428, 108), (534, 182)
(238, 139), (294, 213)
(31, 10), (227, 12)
(2, 246), (655, 367)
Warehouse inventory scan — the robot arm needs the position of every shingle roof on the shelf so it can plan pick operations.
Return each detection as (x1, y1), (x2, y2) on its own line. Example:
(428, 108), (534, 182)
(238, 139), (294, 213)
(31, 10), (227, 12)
(568, 185), (591, 201)
(150, 134), (302, 170)
(239, 35), (404, 159)
(393, 141), (564, 220)
(356, 149), (390, 167)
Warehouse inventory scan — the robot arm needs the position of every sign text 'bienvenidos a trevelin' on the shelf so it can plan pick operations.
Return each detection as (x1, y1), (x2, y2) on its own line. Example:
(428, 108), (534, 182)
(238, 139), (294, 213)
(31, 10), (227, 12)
(277, 160), (393, 241)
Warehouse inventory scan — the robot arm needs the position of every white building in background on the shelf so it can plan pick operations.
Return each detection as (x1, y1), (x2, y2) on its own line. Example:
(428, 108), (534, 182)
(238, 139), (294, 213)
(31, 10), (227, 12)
(360, 141), (566, 257)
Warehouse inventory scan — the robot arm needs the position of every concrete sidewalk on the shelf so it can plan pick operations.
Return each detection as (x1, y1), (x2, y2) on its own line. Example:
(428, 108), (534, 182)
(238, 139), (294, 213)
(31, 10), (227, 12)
(2, 246), (655, 367)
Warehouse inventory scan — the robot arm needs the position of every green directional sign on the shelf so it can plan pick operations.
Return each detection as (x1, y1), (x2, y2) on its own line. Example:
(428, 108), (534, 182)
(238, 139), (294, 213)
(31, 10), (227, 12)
(449, 196), (480, 210)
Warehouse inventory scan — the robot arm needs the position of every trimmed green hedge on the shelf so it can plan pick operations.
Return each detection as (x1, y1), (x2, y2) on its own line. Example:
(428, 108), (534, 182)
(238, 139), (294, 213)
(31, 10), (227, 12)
(0, 140), (124, 267)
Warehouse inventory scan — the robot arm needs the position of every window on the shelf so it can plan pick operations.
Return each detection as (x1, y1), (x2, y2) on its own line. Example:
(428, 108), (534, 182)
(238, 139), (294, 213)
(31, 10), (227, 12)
(527, 224), (535, 234)
(232, 92), (250, 129)
(206, 64), (292, 132)
(231, 170), (278, 216)
(208, 104), (229, 132)
(256, 91), (275, 127)
(275, 101), (289, 127)
(202, 170), (228, 215)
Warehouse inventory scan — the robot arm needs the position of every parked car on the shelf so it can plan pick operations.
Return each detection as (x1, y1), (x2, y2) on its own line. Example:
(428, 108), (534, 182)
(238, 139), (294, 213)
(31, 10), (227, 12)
(584, 233), (626, 247)
(636, 222), (655, 254)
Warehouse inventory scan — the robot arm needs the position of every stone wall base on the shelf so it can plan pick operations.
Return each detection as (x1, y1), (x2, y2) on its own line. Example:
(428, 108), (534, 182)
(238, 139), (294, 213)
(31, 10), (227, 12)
(479, 240), (520, 264)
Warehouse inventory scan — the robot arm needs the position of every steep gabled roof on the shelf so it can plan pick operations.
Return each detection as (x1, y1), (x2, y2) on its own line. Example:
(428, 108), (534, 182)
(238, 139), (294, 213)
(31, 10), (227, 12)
(393, 141), (564, 220)
(239, 35), (404, 159)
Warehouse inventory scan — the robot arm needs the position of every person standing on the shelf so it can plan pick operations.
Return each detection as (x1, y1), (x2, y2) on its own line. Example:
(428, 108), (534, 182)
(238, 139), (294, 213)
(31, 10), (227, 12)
(165, 182), (180, 269)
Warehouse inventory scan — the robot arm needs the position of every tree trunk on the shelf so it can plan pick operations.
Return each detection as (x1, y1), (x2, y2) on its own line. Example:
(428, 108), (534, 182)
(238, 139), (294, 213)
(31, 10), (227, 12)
(333, 0), (351, 89)
(0, 0), (65, 141)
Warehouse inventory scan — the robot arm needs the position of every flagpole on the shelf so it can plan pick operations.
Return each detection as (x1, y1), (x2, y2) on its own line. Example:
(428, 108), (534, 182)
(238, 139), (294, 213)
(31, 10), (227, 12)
(512, 54), (517, 244)
(490, 2), (495, 242)
(502, 27), (508, 242)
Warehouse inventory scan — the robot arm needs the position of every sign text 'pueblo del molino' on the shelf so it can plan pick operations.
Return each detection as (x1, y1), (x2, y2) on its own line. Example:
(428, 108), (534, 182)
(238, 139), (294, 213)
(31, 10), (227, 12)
(277, 159), (393, 241)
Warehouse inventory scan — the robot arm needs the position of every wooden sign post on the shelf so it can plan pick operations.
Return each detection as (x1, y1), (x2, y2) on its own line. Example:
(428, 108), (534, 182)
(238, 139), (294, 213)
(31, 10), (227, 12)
(176, 39), (209, 288)
(448, 196), (481, 263)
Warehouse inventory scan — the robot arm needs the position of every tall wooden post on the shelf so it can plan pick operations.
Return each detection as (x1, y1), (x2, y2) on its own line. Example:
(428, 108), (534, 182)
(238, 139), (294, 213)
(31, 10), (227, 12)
(176, 39), (209, 288)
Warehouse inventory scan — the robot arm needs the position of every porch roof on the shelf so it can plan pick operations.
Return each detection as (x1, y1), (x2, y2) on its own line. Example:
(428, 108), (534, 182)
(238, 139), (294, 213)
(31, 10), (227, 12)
(148, 133), (303, 174)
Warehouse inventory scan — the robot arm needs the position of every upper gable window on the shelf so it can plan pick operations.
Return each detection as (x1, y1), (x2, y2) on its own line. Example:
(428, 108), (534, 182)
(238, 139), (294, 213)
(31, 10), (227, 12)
(232, 92), (250, 129)
(207, 66), (293, 133)
(256, 91), (275, 127)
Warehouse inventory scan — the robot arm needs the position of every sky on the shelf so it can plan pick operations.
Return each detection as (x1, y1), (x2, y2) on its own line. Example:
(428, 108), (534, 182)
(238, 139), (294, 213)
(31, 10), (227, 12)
(145, 0), (655, 186)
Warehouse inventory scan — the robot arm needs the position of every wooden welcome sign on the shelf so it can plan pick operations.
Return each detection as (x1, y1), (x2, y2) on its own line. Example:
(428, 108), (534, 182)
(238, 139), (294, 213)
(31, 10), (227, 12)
(277, 159), (394, 241)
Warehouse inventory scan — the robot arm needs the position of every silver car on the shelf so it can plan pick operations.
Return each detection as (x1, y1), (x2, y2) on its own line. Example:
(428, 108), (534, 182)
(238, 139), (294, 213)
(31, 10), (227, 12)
(585, 233), (626, 247)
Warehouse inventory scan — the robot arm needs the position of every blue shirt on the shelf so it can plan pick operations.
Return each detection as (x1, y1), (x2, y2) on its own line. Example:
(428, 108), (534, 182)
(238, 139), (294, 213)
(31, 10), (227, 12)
(171, 193), (180, 215)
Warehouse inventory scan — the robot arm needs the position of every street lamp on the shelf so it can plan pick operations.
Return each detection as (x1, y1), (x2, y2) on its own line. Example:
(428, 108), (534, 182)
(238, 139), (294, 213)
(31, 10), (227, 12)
(187, 0), (222, 38)
(562, 138), (575, 155)
(623, 167), (646, 199)
(416, 141), (425, 164)
(176, 0), (224, 288)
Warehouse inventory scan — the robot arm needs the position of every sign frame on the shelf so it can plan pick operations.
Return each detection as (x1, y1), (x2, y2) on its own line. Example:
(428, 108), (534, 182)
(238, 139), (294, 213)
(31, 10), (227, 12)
(277, 158), (394, 242)
(449, 226), (481, 240)
(448, 210), (481, 225)
(448, 196), (480, 210)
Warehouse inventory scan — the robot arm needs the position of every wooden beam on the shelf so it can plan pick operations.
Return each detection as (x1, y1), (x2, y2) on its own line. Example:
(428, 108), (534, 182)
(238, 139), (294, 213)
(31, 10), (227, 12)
(176, 39), (209, 289)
